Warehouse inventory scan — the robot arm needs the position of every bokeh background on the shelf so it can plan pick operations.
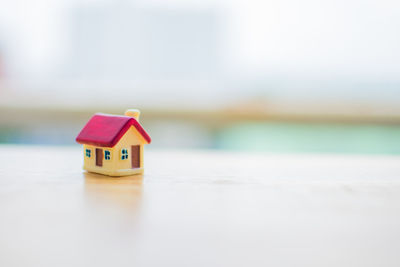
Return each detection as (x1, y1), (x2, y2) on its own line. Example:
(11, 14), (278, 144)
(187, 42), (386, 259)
(1, 0), (400, 153)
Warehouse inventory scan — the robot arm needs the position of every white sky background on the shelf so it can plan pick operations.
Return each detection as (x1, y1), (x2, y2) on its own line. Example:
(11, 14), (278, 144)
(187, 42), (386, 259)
(0, 0), (400, 104)
(228, 0), (400, 80)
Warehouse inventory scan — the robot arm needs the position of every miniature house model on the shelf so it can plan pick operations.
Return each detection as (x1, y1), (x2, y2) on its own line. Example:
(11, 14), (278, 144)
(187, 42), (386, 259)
(76, 109), (151, 176)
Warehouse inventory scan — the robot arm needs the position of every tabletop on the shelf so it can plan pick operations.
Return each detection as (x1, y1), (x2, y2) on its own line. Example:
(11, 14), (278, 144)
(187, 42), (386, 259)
(0, 145), (400, 267)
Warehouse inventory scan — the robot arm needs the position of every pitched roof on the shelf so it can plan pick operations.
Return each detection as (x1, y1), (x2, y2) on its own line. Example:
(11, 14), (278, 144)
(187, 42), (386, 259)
(76, 113), (151, 147)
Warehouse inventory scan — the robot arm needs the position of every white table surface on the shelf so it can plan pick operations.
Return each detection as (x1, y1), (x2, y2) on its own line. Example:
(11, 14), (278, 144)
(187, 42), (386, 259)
(0, 145), (400, 267)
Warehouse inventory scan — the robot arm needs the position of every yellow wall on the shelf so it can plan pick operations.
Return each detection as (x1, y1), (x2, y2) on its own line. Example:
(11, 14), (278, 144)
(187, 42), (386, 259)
(83, 144), (117, 170)
(82, 126), (147, 176)
(114, 127), (146, 169)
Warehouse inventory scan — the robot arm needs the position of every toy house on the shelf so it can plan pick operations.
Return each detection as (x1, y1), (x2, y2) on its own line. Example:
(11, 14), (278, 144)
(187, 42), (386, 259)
(76, 109), (151, 176)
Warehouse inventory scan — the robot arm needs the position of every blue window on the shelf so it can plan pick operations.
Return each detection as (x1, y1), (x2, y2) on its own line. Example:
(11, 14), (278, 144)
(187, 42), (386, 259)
(121, 149), (128, 160)
(85, 149), (91, 158)
(104, 150), (111, 160)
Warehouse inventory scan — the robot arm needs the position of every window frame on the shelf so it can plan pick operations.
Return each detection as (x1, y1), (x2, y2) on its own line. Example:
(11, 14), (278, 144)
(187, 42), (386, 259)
(104, 150), (111, 160)
(121, 148), (129, 160)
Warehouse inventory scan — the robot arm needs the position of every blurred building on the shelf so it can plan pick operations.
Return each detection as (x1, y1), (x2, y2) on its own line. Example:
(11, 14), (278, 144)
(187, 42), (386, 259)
(66, 3), (222, 83)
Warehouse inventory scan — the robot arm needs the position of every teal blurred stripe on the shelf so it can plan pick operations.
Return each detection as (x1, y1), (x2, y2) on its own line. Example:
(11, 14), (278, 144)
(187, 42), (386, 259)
(216, 122), (400, 154)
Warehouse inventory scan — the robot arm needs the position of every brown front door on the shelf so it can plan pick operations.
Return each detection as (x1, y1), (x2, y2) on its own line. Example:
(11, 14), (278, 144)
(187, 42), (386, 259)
(131, 145), (140, 168)
(96, 148), (103, 167)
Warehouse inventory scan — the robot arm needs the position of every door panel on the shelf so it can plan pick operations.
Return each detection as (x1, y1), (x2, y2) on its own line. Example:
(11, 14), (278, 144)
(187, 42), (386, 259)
(96, 148), (103, 167)
(131, 145), (140, 168)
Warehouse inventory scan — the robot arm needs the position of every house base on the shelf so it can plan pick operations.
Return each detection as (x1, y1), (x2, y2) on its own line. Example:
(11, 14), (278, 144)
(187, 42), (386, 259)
(84, 165), (144, 177)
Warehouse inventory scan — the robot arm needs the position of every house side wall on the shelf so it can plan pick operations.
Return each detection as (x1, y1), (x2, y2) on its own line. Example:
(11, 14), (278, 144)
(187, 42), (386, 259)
(83, 144), (116, 171)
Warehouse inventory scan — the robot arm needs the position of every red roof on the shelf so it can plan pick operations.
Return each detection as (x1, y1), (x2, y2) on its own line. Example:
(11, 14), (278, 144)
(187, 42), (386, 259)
(76, 113), (151, 147)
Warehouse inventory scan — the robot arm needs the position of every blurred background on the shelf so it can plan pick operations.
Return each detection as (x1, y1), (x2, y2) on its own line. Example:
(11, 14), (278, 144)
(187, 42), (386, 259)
(1, 0), (400, 153)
